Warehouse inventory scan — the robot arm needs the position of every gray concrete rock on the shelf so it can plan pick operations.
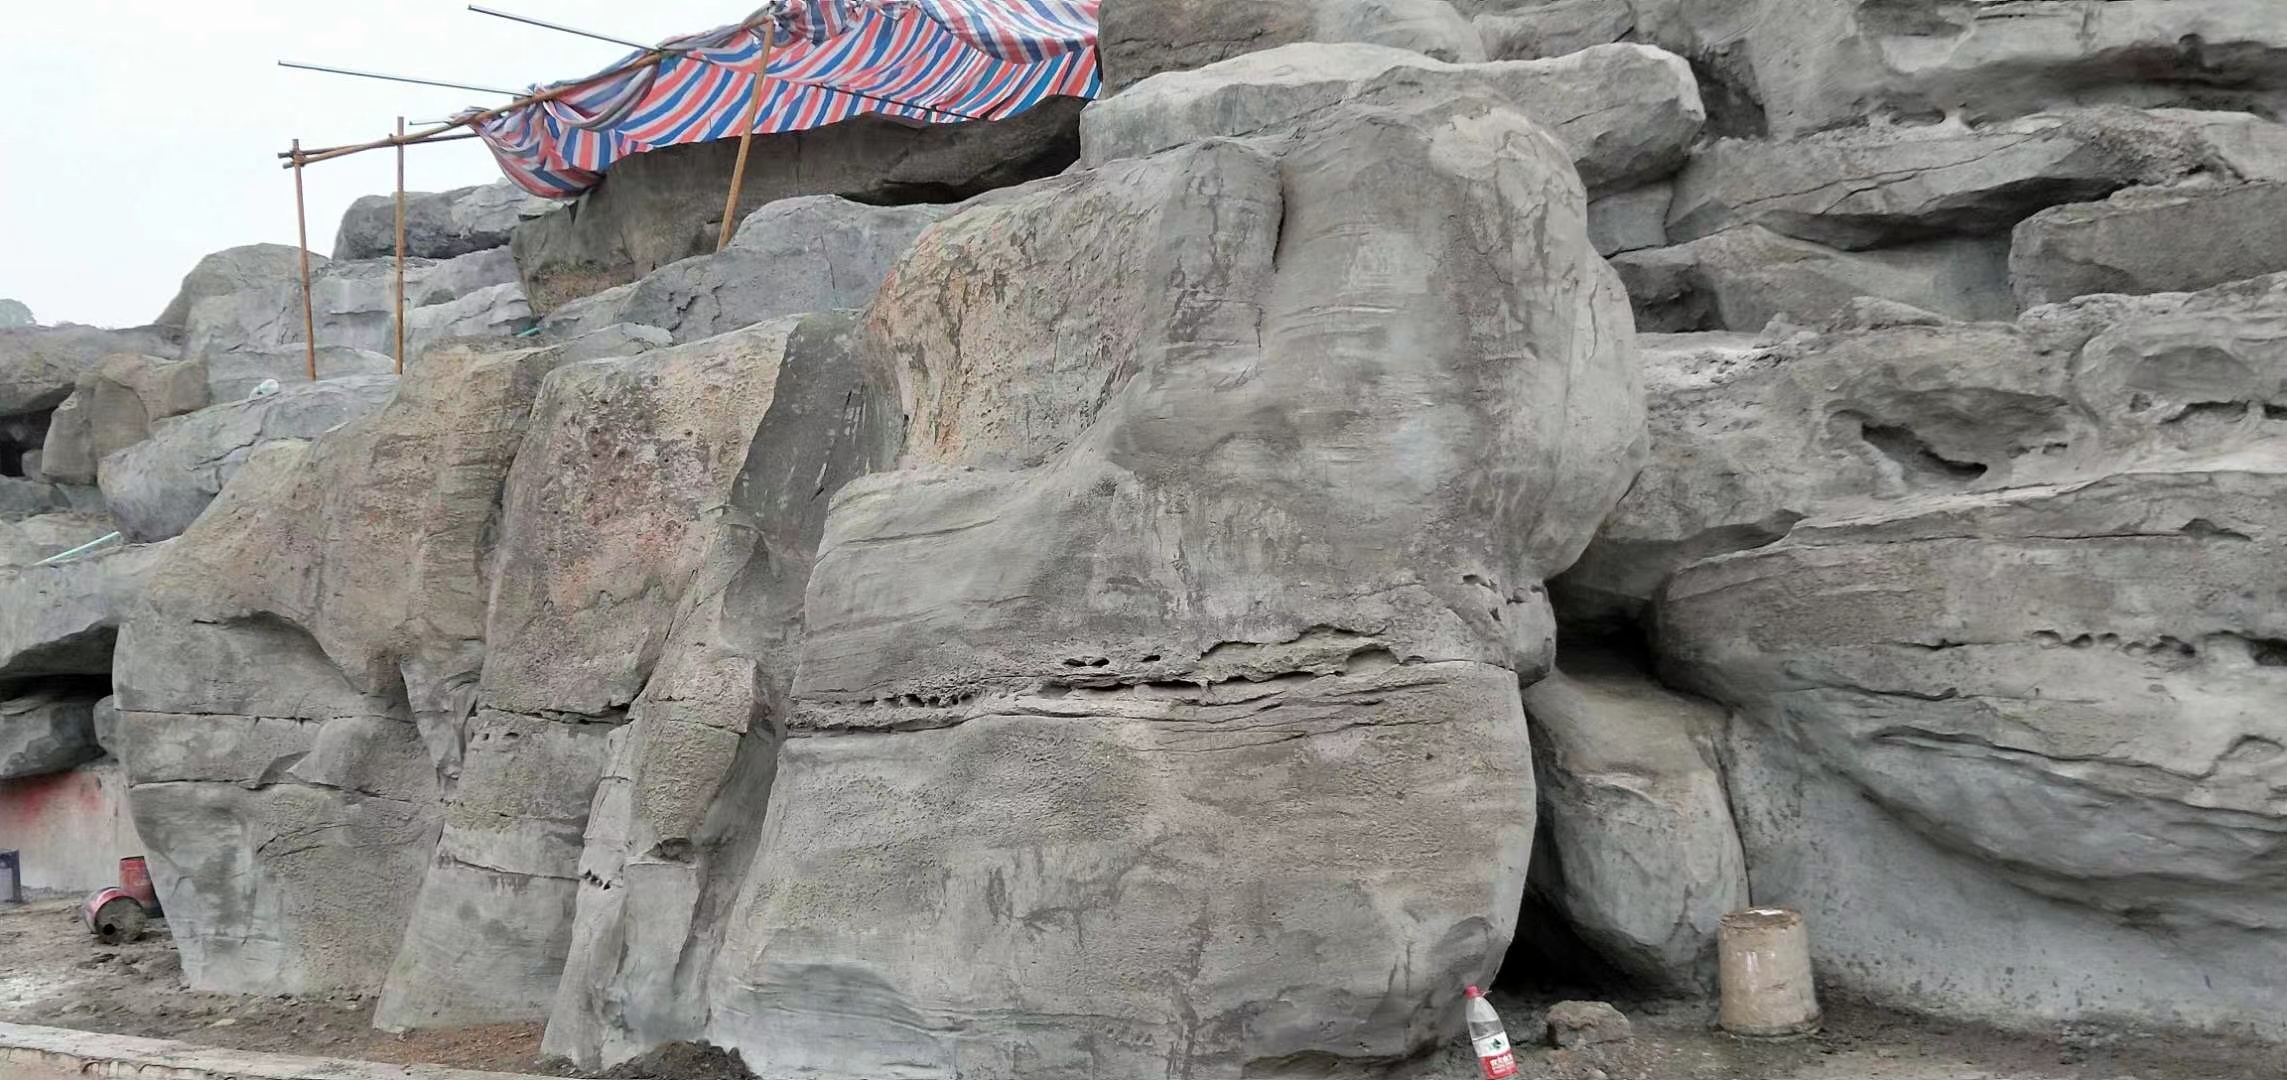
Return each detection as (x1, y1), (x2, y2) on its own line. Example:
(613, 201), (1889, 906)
(1545, 1000), (1632, 1048)
(0, 476), (75, 522)
(334, 181), (553, 261)
(114, 333), (635, 996)
(0, 299), (31, 329)
(405, 282), (532, 359)
(1668, 109), (2281, 251)
(1662, 459), (2287, 1039)
(540, 197), (946, 343)
(1476, 0), (1633, 61)
(1613, 226), (2015, 332)
(0, 542), (162, 681)
(170, 244), (523, 364)
(543, 312), (898, 1067)
(0, 690), (103, 780)
(98, 374), (398, 542)
(0, 513), (114, 567)
(510, 101), (1083, 314)
(1522, 658), (1746, 992)
(707, 82), (1639, 1078)
(89, 694), (120, 759)
(1099, 0), (1484, 92)
(1740, 0), (2287, 138)
(0, 324), (180, 416)
(1081, 42), (1705, 194)
(154, 244), (309, 333)
(1589, 183), (1671, 257)
(38, 353), (210, 485)
(2010, 182), (2287, 307)
(205, 345), (398, 400)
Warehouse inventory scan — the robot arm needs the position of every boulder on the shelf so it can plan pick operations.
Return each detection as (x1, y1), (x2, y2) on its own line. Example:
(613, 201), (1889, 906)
(1589, 183), (1672, 258)
(0, 690), (103, 780)
(1081, 42), (1706, 193)
(1476, 0), (1633, 61)
(98, 374), (399, 542)
(509, 101), (1084, 314)
(0, 513), (114, 568)
(540, 197), (947, 343)
(2010, 182), (2287, 307)
(0, 542), (163, 681)
(1662, 460), (2287, 1038)
(169, 244), (523, 364)
(38, 353), (211, 485)
(1098, 0), (1484, 92)
(1521, 659), (1746, 992)
(0, 299), (31, 329)
(114, 331), (651, 996)
(205, 345), (398, 400)
(334, 181), (552, 261)
(370, 319), (798, 1032)
(1667, 109), (2283, 251)
(405, 282), (533, 358)
(1741, 0), (2287, 138)
(0, 324), (180, 416)
(1545, 1000), (1633, 1049)
(707, 81), (1639, 1077)
(543, 312), (899, 1066)
(0, 476), (74, 522)
(1613, 227), (2015, 332)
(154, 243), (309, 334)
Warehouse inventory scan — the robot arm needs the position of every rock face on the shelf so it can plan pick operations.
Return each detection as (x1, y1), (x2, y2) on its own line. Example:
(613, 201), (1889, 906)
(1081, 43), (1705, 194)
(0, 690), (103, 780)
(0, 543), (161, 682)
(541, 197), (947, 344)
(162, 243), (523, 369)
(98, 374), (398, 542)
(510, 103), (1085, 314)
(1561, 270), (2287, 1037)
(0, 325), (180, 416)
(1521, 658), (1745, 992)
(38, 353), (211, 485)
(2011, 182), (2287, 307)
(334, 182), (551, 261)
(1614, 227), (2014, 332)
(698, 71), (1641, 1076)
(1098, 0), (1484, 91)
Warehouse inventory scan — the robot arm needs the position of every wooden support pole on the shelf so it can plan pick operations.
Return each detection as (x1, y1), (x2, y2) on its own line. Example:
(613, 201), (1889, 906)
(291, 139), (318, 381)
(717, 26), (779, 253)
(395, 116), (408, 374)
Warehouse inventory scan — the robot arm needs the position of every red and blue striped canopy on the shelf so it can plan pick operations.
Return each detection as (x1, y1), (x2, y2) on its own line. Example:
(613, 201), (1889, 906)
(469, 0), (1100, 197)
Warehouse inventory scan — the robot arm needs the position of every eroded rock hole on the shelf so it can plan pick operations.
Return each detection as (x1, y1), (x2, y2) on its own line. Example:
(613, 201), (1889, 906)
(1843, 411), (1988, 481)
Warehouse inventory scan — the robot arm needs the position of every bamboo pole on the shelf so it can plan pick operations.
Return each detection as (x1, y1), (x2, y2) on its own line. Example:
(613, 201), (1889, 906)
(717, 26), (779, 253)
(395, 116), (409, 374)
(291, 139), (318, 381)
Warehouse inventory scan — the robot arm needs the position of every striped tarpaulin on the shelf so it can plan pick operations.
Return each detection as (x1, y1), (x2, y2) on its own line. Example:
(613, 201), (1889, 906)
(467, 0), (1100, 197)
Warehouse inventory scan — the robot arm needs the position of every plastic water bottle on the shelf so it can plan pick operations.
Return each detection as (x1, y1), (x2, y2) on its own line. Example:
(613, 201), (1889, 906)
(1466, 985), (1518, 1079)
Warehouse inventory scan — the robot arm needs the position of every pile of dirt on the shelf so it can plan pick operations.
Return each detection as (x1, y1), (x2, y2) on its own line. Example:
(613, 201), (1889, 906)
(597, 1041), (759, 1080)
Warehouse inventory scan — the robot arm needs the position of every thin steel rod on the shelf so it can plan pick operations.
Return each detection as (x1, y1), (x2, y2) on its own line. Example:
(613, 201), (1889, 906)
(468, 5), (653, 52)
(291, 139), (317, 381)
(279, 59), (519, 96)
(395, 116), (409, 374)
(718, 27), (779, 252)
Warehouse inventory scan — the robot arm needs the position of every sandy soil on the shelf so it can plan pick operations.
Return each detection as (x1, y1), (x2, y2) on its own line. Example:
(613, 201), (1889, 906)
(0, 899), (2273, 1079)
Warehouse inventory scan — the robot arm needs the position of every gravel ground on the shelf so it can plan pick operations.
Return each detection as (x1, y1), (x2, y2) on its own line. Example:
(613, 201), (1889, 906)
(0, 899), (2274, 1079)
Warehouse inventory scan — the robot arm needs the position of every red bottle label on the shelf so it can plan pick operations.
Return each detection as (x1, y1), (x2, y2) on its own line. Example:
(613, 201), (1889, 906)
(1474, 1031), (1518, 1079)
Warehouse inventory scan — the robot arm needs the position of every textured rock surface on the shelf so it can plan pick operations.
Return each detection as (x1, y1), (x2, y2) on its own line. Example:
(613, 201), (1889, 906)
(167, 244), (522, 365)
(0, 325), (180, 416)
(0, 543), (161, 682)
(1740, 0), (2287, 138)
(1476, 0), (1633, 61)
(114, 331), (644, 997)
(2011, 182), (2287, 307)
(0, 513), (113, 568)
(334, 181), (551, 261)
(38, 353), (210, 485)
(372, 322), (796, 1032)
(540, 197), (945, 343)
(1614, 227), (2014, 332)
(99, 374), (398, 542)
(1667, 110), (2287, 250)
(1588, 183), (1672, 258)
(0, 690), (103, 780)
(1082, 42), (1705, 193)
(510, 102), (1084, 314)
(1098, 0), (1484, 91)
(205, 345), (398, 400)
(1521, 658), (1745, 992)
(706, 78), (1639, 1076)
(1545, 1000), (1633, 1048)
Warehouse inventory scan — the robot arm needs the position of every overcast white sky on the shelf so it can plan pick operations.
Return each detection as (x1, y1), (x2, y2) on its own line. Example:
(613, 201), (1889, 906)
(1, 1), (742, 329)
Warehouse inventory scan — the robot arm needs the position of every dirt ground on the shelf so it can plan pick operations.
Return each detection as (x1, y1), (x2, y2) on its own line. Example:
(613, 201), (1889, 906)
(0, 899), (2276, 1079)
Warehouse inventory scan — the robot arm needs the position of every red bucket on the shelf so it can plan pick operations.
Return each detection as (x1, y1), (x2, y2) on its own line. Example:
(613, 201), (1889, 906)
(119, 856), (158, 912)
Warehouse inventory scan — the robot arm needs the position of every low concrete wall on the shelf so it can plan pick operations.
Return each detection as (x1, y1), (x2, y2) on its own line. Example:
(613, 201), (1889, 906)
(0, 758), (144, 895)
(0, 1022), (549, 1079)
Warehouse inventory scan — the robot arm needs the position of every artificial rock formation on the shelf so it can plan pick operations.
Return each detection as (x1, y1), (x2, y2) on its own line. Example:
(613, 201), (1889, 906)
(39, 352), (211, 485)
(1098, 0), (1485, 91)
(691, 66), (1643, 1076)
(334, 181), (551, 262)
